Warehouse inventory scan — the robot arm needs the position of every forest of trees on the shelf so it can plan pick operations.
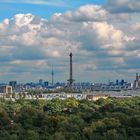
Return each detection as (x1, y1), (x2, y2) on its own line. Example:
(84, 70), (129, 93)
(0, 97), (140, 140)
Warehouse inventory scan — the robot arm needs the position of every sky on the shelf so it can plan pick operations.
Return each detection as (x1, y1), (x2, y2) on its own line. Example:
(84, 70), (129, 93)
(0, 0), (106, 21)
(0, 0), (140, 83)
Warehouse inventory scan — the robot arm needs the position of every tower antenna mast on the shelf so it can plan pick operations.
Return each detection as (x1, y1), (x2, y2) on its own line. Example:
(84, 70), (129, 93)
(67, 52), (75, 90)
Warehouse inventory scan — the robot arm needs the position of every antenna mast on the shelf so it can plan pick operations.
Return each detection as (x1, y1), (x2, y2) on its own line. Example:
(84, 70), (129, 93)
(67, 52), (75, 90)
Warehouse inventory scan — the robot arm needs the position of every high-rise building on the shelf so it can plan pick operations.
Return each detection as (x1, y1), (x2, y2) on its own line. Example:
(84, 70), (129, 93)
(9, 81), (17, 89)
(116, 80), (119, 85)
(133, 73), (140, 89)
(120, 80), (124, 86)
(39, 79), (43, 85)
(44, 81), (49, 87)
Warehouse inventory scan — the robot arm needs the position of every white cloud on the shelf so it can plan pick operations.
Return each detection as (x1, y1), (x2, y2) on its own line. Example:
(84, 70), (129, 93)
(107, 0), (140, 13)
(0, 4), (139, 82)
(10, 59), (48, 69)
(131, 22), (140, 30)
(52, 5), (110, 22)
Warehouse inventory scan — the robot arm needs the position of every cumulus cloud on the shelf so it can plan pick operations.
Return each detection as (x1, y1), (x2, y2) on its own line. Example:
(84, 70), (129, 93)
(56, 5), (109, 22)
(106, 0), (140, 13)
(0, 4), (139, 82)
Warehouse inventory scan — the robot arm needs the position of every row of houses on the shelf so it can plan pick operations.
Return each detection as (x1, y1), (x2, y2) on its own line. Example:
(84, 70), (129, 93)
(0, 90), (110, 101)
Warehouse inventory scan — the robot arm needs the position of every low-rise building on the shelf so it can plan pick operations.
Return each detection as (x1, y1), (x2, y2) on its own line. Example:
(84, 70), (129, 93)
(86, 94), (110, 101)
(0, 85), (13, 93)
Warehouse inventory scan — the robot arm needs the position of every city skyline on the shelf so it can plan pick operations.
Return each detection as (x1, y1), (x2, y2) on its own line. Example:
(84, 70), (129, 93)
(0, 0), (140, 83)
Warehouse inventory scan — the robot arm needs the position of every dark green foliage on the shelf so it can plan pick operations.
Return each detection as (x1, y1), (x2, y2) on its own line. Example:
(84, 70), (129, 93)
(0, 97), (140, 140)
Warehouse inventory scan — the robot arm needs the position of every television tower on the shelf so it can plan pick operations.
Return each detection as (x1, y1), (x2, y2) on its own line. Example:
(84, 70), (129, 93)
(67, 52), (75, 89)
(51, 66), (54, 86)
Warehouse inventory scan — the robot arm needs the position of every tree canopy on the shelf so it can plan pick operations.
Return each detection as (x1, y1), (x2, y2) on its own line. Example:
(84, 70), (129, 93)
(0, 97), (140, 140)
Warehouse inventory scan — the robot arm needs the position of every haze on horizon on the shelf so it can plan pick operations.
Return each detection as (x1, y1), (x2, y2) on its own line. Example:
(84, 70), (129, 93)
(0, 0), (140, 83)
